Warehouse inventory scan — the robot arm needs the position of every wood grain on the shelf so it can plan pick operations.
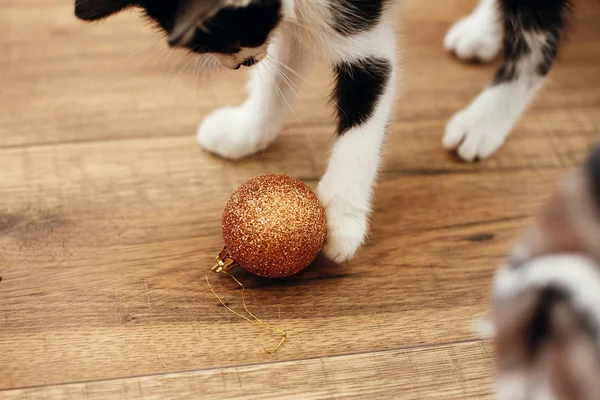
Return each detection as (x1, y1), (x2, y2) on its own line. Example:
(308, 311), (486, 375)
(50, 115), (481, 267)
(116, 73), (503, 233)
(1, 0), (599, 397)
(2, 342), (493, 400)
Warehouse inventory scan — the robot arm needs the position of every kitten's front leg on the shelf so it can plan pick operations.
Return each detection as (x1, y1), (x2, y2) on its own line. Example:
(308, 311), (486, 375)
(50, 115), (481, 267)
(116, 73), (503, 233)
(319, 29), (397, 263)
(198, 34), (311, 160)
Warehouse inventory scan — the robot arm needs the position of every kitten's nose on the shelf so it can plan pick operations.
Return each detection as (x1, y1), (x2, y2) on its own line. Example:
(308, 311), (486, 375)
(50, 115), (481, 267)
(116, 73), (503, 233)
(241, 57), (257, 67)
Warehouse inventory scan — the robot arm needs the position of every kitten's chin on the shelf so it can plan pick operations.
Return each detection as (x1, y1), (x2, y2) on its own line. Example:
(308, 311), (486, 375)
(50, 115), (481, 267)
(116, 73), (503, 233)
(213, 47), (268, 70)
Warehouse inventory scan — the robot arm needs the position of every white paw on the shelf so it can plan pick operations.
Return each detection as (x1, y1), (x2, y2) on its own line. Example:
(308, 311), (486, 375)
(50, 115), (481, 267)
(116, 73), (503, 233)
(444, 87), (519, 162)
(322, 210), (368, 263)
(318, 187), (368, 263)
(197, 106), (276, 160)
(444, 13), (502, 63)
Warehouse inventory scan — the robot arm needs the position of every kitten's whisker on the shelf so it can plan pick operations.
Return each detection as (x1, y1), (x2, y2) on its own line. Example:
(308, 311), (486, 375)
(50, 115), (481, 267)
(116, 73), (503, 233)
(167, 55), (193, 89)
(103, 39), (164, 93)
(267, 55), (324, 99)
(266, 60), (318, 155)
(209, 64), (222, 104)
(162, 45), (175, 68)
(267, 56), (310, 86)
(264, 59), (317, 155)
(266, 55), (349, 123)
(193, 57), (202, 103)
(271, 63), (300, 97)
(271, 69), (298, 127)
(269, 59), (318, 127)
(290, 4), (330, 33)
(129, 43), (163, 74)
(255, 63), (270, 160)
(109, 38), (161, 72)
(154, 45), (171, 67)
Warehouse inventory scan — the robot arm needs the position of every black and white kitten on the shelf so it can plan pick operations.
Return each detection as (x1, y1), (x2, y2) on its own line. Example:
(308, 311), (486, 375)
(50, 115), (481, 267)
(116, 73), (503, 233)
(76, 0), (398, 262)
(74, 0), (569, 262)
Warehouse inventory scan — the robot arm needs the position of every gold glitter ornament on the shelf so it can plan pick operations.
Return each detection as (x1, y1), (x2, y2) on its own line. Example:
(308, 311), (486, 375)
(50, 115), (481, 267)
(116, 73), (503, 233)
(206, 174), (326, 353)
(218, 174), (327, 278)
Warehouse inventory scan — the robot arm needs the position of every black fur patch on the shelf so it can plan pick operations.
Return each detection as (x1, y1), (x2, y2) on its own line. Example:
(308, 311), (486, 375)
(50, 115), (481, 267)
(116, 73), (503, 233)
(76, 0), (282, 55)
(494, 63), (518, 84)
(140, 0), (179, 31)
(586, 145), (600, 216)
(334, 58), (391, 135)
(494, 22), (531, 84)
(75, 0), (132, 21)
(332, 0), (389, 36)
(186, 1), (282, 54)
(500, 0), (571, 32)
(526, 286), (566, 360)
(493, 0), (570, 85)
(526, 285), (599, 361)
(537, 30), (560, 76)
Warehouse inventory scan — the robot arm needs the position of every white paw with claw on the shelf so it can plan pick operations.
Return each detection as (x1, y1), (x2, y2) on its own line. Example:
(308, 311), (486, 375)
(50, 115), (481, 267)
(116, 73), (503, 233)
(444, 12), (502, 63)
(197, 106), (277, 160)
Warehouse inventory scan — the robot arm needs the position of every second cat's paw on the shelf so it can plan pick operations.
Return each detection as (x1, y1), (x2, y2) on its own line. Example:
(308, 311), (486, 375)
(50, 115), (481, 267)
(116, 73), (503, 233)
(197, 106), (274, 160)
(444, 12), (502, 63)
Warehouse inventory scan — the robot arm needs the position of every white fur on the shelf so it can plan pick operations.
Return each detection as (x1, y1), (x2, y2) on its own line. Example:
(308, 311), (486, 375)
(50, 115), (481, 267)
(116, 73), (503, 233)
(444, 0), (502, 63)
(198, 0), (397, 262)
(493, 255), (600, 345)
(472, 317), (496, 339)
(497, 372), (531, 400)
(444, 32), (549, 162)
(497, 373), (558, 400)
(493, 263), (521, 301)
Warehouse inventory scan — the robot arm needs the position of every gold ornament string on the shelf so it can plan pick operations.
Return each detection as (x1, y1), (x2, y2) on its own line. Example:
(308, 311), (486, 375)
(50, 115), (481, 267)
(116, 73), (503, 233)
(205, 266), (287, 354)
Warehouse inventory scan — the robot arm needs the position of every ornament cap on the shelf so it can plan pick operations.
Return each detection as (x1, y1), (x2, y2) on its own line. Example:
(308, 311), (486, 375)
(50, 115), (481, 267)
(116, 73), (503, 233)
(212, 247), (237, 273)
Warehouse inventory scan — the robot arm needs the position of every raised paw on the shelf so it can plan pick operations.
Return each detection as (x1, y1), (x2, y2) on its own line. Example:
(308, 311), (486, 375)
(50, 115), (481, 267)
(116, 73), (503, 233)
(197, 106), (277, 160)
(444, 12), (502, 63)
(443, 88), (516, 162)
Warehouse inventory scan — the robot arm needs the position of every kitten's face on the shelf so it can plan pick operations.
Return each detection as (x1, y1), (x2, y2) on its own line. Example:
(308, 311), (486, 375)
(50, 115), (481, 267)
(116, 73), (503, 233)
(75, 0), (282, 69)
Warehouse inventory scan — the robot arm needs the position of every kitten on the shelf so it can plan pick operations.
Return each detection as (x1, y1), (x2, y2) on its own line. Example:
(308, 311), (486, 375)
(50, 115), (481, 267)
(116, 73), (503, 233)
(444, 0), (571, 162)
(76, 0), (398, 263)
(74, 0), (570, 262)
(488, 144), (600, 399)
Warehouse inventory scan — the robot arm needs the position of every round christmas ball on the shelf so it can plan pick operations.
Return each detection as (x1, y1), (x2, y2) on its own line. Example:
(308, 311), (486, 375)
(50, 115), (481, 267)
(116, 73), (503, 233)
(222, 174), (327, 278)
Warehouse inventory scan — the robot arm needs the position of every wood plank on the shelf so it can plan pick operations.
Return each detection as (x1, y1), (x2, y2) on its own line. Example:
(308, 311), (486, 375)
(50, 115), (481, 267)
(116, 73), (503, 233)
(1, 341), (493, 399)
(0, 134), (567, 388)
(2, 0), (600, 395)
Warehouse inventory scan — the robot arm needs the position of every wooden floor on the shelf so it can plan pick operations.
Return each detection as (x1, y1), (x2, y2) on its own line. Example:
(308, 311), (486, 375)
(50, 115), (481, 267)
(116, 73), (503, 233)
(2, 0), (600, 398)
